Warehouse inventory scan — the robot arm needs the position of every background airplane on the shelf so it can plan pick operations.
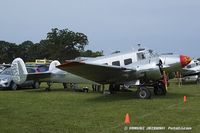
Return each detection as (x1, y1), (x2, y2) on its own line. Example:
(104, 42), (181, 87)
(181, 59), (200, 84)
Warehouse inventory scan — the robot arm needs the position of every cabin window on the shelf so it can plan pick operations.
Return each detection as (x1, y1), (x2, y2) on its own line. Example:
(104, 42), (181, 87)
(124, 58), (132, 65)
(112, 61), (120, 66)
(103, 63), (108, 65)
(190, 64), (196, 68)
(186, 65), (191, 68)
(187, 64), (196, 68)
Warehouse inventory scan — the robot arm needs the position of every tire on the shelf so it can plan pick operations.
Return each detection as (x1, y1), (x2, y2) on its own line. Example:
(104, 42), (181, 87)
(114, 84), (120, 91)
(109, 84), (114, 94)
(10, 82), (17, 90)
(109, 84), (120, 94)
(196, 78), (200, 84)
(136, 87), (151, 99)
(32, 81), (40, 89)
(154, 81), (167, 95)
(63, 83), (67, 89)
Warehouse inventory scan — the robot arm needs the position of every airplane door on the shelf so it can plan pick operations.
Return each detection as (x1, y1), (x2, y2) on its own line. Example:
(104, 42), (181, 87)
(137, 52), (146, 61)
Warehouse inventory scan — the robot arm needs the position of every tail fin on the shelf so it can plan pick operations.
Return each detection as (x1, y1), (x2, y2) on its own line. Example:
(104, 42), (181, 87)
(49, 60), (61, 71)
(11, 58), (28, 85)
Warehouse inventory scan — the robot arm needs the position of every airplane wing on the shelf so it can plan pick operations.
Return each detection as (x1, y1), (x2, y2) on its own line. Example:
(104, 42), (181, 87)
(57, 61), (136, 84)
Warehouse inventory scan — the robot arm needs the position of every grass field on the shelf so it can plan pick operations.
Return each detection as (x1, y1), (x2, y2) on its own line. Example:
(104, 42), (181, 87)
(0, 82), (199, 133)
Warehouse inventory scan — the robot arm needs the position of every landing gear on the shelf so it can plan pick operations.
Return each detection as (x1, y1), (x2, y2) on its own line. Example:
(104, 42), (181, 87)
(32, 81), (40, 89)
(109, 84), (120, 94)
(10, 82), (17, 90)
(136, 86), (151, 99)
(45, 82), (52, 91)
(154, 81), (167, 95)
(197, 78), (200, 84)
(108, 81), (167, 99)
(197, 74), (200, 84)
(63, 83), (67, 89)
(109, 84), (114, 94)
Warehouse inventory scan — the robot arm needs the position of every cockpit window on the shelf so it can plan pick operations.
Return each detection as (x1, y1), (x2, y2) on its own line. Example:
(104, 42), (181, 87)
(187, 63), (196, 68)
(187, 65), (192, 68)
(147, 49), (158, 57)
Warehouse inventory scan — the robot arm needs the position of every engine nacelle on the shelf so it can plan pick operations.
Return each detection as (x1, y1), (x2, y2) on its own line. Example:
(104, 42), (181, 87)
(143, 66), (162, 81)
(133, 57), (162, 81)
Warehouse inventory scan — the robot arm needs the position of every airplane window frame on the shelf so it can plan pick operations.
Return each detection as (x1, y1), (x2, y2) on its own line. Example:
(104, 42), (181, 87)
(124, 58), (132, 65)
(186, 65), (192, 68)
(112, 61), (120, 66)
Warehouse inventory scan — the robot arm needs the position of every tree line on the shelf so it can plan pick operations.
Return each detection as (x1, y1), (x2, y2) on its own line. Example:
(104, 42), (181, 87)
(0, 28), (103, 63)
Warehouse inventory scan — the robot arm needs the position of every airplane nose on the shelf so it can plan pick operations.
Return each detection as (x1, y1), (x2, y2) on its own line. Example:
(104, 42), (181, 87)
(180, 55), (192, 68)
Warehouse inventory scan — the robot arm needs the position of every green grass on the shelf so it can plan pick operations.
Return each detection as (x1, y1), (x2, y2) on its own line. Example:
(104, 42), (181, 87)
(0, 82), (199, 133)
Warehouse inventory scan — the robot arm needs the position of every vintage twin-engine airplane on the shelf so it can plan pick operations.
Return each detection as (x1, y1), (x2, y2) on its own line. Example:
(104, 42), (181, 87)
(11, 48), (191, 99)
(57, 48), (191, 99)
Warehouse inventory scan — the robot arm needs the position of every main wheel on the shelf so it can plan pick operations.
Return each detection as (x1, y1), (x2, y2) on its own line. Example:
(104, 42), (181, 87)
(136, 87), (151, 99)
(109, 84), (114, 94)
(10, 82), (17, 90)
(154, 81), (167, 95)
(196, 77), (200, 84)
(32, 81), (40, 89)
(63, 83), (67, 89)
(114, 84), (120, 91)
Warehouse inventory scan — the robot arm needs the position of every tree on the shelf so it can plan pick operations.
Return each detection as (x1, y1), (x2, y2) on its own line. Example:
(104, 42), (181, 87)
(0, 28), (102, 63)
(0, 41), (18, 63)
(80, 50), (103, 57)
(46, 28), (88, 62)
(18, 41), (34, 61)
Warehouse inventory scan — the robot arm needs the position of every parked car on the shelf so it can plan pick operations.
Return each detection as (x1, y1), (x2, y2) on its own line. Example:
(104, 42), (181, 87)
(0, 65), (7, 73)
(0, 67), (40, 90)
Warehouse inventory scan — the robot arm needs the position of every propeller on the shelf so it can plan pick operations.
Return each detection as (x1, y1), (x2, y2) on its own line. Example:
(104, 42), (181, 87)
(156, 59), (163, 68)
(156, 59), (168, 89)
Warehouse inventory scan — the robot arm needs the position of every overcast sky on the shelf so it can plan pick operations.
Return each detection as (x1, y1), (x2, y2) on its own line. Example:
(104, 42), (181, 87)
(0, 0), (200, 57)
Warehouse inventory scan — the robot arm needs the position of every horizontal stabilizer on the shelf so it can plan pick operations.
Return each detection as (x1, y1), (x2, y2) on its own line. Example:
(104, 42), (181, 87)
(11, 58), (51, 85)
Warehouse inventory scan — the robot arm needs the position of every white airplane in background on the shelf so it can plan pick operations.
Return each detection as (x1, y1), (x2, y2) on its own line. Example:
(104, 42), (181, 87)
(11, 58), (96, 91)
(57, 47), (191, 99)
(182, 59), (200, 83)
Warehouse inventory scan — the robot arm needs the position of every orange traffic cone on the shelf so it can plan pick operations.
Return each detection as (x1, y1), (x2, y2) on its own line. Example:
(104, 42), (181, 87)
(124, 113), (130, 124)
(183, 96), (187, 103)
